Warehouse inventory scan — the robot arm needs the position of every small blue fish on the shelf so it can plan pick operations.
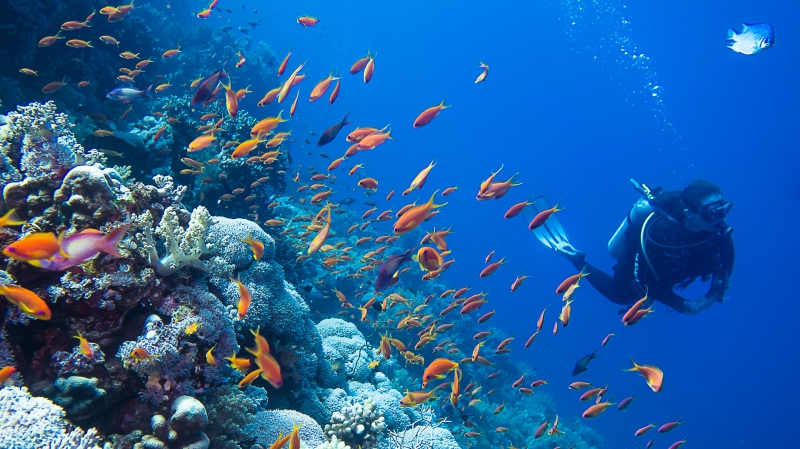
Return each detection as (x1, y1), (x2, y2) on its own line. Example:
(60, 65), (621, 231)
(727, 23), (775, 55)
(106, 85), (151, 102)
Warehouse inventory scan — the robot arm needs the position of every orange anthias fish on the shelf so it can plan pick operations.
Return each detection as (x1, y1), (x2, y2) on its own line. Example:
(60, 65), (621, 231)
(2, 232), (63, 261)
(162, 45), (182, 58)
(413, 98), (450, 129)
(416, 247), (443, 272)
(504, 199), (533, 219)
(290, 90), (300, 117)
(232, 276), (252, 320)
(238, 368), (263, 388)
(624, 356), (664, 392)
(329, 79), (340, 105)
(225, 352), (251, 371)
(278, 60), (307, 103)
(622, 290), (651, 325)
(510, 274), (529, 292)
(422, 358), (459, 387)
(278, 49), (291, 76)
(42, 77), (67, 94)
(130, 347), (152, 360)
(38, 31), (65, 47)
(188, 134), (217, 153)
(582, 398), (616, 418)
(477, 164), (504, 196)
(404, 160), (436, 195)
(556, 266), (589, 294)
(309, 72), (339, 102)
(376, 332), (392, 360)
(254, 350), (282, 388)
(0, 209), (25, 229)
(0, 365), (16, 385)
(0, 283), (51, 320)
(297, 16), (319, 27)
(288, 421), (303, 449)
(251, 111), (289, 137)
(399, 389), (438, 407)
(476, 173), (522, 200)
(475, 61), (489, 83)
(258, 87), (281, 107)
(220, 78), (239, 118)
(241, 232), (265, 260)
(308, 207), (332, 254)
(528, 201), (564, 230)
(231, 135), (266, 159)
(364, 54), (375, 83)
(393, 190), (447, 235)
(74, 331), (92, 356)
(350, 51), (371, 75)
(450, 367), (461, 406)
(28, 226), (129, 271)
(479, 257), (507, 278)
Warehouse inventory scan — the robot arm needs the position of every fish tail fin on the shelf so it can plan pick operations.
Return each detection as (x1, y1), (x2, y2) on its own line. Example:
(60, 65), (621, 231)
(220, 77), (232, 91)
(727, 28), (738, 40)
(440, 96), (450, 109)
(99, 225), (130, 257)
(0, 209), (25, 227)
(342, 110), (354, 125)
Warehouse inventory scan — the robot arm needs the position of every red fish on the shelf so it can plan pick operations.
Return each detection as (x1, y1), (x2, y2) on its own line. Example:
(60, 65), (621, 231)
(479, 257), (506, 278)
(624, 356), (664, 393)
(297, 16), (319, 27)
(413, 98), (449, 128)
(29, 226), (129, 271)
(528, 201), (564, 230)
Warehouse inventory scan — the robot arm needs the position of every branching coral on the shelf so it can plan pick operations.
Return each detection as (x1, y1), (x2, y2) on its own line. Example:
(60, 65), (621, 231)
(381, 406), (457, 449)
(131, 205), (212, 276)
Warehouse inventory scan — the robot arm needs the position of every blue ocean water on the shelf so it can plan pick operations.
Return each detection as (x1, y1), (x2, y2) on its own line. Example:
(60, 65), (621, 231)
(247, 0), (799, 447)
(1, 0), (798, 447)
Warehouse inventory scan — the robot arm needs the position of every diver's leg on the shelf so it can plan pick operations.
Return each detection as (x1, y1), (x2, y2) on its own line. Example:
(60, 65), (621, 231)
(580, 262), (631, 305)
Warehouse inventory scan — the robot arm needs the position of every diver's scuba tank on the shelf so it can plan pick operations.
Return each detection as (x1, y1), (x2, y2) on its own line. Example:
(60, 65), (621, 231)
(607, 180), (657, 260)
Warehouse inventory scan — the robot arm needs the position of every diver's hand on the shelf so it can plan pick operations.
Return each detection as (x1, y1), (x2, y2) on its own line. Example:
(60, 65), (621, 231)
(683, 300), (702, 316)
(684, 295), (716, 315)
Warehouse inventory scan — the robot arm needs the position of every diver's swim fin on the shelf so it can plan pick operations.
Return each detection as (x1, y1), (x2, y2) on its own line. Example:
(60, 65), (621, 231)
(524, 195), (582, 260)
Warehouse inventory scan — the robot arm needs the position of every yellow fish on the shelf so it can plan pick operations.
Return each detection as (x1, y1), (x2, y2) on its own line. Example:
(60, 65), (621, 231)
(74, 331), (92, 356)
(130, 347), (152, 360)
(0, 283), (51, 320)
(0, 209), (25, 229)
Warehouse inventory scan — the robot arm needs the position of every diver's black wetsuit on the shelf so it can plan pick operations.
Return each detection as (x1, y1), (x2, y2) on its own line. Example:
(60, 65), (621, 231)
(572, 210), (735, 313)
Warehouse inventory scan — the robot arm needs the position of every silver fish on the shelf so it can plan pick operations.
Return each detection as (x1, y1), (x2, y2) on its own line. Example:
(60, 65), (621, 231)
(727, 23), (775, 55)
(106, 85), (151, 102)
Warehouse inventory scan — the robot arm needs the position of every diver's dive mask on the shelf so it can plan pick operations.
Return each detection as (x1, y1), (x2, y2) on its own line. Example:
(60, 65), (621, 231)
(699, 199), (732, 224)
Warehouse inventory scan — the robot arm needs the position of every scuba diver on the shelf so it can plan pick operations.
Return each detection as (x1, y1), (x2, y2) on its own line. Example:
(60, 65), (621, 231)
(528, 179), (734, 315)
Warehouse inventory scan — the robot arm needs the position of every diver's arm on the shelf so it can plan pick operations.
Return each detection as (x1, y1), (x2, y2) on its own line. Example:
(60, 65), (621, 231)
(654, 289), (688, 314)
(701, 234), (735, 303)
(608, 198), (654, 260)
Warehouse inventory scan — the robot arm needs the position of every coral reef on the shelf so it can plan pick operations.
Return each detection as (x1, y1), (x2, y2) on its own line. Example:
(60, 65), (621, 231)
(137, 395), (210, 449)
(381, 406), (458, 449)
(245, 409), (325, 449)
(324, 398), (387, 449)
(0, 386), (101, 449)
